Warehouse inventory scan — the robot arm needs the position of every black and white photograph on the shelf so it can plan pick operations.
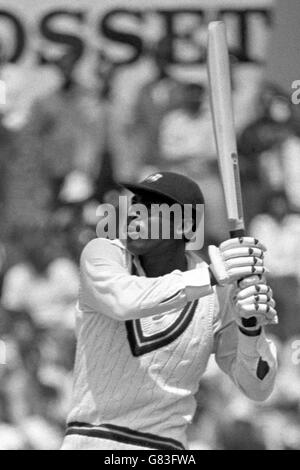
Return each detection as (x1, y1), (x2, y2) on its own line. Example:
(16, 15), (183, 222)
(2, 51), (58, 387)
(0, 0), (299, 453)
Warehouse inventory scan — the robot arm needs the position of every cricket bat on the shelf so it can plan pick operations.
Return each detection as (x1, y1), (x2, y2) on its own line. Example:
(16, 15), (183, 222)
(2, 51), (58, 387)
(207, 21), (245, 239)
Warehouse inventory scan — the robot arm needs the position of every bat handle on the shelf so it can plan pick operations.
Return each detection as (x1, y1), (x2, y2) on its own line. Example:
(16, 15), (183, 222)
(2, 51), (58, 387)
(229, 228), (259, 329)
(229, 227), (246, 284)
(230, 228), (245, 238)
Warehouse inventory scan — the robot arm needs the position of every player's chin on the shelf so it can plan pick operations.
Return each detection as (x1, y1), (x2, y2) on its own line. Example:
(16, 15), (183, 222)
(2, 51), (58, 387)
(126, 236), (159, 256)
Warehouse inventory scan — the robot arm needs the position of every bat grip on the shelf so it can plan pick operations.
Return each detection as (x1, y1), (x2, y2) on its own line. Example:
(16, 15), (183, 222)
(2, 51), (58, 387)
(229, 228), (259, 329)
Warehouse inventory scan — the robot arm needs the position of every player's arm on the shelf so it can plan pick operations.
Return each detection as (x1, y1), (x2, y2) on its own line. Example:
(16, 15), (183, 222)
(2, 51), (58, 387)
(212, 276), (277, 402)
(80, 238), (213, 321)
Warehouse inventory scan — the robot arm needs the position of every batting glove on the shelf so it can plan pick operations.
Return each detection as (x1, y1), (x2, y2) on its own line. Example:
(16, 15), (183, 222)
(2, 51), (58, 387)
(208, 237), (267, 286)
(232, 274), (278, 333)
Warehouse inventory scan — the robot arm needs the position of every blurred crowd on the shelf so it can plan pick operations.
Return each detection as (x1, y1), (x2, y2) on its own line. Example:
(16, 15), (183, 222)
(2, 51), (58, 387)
(0, 35), (300, 450)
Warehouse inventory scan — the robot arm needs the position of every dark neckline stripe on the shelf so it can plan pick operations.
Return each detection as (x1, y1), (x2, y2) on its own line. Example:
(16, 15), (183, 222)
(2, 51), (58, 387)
(126, 300), (198, 356)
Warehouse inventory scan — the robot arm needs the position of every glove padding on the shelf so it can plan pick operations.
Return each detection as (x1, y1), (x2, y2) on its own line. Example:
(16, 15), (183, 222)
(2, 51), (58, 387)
(232, 274), (278, 331)
(209, 237), (267, 286)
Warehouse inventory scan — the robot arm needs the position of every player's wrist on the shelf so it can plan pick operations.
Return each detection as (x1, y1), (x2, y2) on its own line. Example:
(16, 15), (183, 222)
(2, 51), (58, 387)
(238, 325), (262, 337)
(237, 327), (267, 359)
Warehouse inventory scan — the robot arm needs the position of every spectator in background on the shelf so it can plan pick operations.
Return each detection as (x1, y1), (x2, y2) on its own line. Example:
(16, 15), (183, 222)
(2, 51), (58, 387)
(128, 36), (183, 168)
(159, 82), (227, 243)
(159, 83), (214, 170)
(250, 190), (300, 341)
(0, 47), (19, 242)
(10, 48), (103, 228)
(238, 83), (296, 224)
(0, 120), (16, 238)
(0, 303), (73, 450)
(36, 48), (104, 187)
(1, 226), (78, 330)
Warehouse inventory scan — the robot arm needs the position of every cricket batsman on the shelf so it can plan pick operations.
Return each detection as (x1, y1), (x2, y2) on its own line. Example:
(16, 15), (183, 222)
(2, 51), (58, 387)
(61, 172), (277, 450)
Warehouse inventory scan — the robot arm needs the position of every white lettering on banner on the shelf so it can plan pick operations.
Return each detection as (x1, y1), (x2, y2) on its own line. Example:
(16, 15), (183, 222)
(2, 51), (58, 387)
(0, 0), (274, 135)
(0, 0), (273, 66)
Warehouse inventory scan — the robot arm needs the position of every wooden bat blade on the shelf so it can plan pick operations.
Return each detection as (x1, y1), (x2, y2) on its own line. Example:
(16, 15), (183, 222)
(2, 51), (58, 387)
(208, 21), (245, 237)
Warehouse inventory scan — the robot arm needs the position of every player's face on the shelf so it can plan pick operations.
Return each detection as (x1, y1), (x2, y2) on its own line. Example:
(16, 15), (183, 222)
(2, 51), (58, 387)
(126, 193), (179, 256)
